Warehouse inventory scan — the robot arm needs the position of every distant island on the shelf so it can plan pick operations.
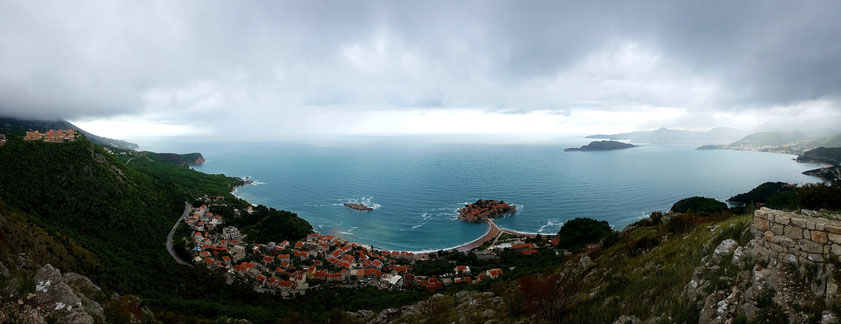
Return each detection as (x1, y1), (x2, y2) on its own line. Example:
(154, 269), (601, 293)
(696, 145), (722, 150)
(457, 199), (517, 223)
(344, 202), (373, 211)
(565, 140), (636, 152)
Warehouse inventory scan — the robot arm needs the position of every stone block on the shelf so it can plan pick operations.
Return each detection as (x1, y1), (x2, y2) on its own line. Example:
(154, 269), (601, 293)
(776, 214), (791, 225)
(764, 231), (775, 239)
(784, 225), (803, 240)
(754, 218), (770, 231)
(771, 223), (784, 235)
(813, 231), (829, 244)
(773, 235), (797, 248)
(804, 229), (812, 239)
(809, 253), (825, 262)
(807, 222), (816, 230)
(832, 244), (841, 256)
(826, 225), (841, 234)
(792, 218), (808, 228)
(768, 242), (785, 253)
(817, 223), (826, 231)
(829, 233), (841, 244)
(800, 240), (823, 254)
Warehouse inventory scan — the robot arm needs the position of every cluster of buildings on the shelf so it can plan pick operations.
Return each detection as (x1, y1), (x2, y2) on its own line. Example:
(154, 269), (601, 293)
(0, 134), (5, 146)
(181, 201), (519, 297)
(23, 129), (76, 142)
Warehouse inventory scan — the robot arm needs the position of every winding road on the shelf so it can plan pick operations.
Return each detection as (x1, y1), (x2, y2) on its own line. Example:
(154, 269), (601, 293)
(166, 201), (193, 266)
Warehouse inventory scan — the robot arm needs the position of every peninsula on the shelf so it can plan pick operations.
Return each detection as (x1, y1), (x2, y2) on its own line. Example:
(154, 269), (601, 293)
(457, 199), (517, 223)
(564, 140), (636, 152)
(344, 202), (374, 211)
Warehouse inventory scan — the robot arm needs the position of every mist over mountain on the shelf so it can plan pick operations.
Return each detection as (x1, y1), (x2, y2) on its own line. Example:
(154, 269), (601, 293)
(0, 117), (139, 150)
(586, 127), (748, 144)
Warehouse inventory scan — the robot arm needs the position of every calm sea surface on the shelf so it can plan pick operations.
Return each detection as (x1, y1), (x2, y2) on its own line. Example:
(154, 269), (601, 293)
(141, 137), (824, 251)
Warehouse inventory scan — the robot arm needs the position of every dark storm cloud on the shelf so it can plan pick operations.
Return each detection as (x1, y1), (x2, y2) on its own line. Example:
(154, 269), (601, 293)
(0, 0), (839, 123)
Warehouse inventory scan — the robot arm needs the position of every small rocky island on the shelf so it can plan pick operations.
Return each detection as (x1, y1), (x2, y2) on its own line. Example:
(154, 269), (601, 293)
(564, 140), (636, 152)
(696, 144), (722, 150)
(344, 202), (374, 211)
(458, 199), (517, 223)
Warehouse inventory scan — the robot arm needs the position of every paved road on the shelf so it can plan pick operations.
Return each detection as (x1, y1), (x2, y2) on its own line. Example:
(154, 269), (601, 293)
(166, 202), (193, 266)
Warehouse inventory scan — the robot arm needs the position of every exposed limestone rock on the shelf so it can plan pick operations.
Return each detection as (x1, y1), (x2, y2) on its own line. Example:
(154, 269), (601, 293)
(713, 239), (738, 260)
(350, 290), (506, 324)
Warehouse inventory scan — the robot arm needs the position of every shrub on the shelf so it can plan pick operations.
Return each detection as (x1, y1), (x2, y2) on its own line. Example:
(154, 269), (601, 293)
(670, 197), (728, 215)
(667, 214), (693, 233)
(798, 182), (841, 211)
(649, 211), (664, 225)
(556, 218), (615, 251)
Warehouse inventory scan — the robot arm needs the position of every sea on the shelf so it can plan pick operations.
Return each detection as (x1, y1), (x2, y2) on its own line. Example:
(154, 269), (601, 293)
(138, 136), (825, 252)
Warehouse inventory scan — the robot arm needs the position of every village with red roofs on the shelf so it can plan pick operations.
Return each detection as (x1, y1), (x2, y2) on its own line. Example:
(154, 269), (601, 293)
(178, 196), (565, 298)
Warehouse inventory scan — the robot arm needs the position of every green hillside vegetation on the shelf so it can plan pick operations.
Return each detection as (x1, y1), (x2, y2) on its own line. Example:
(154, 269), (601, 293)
(670, 197), (728, 214)
(0, 136), (325, 322)
(209, 204), (312, 243)
(555, 218), (615, 251)
(145, 152), (204, 166)
(728, 182), (799, 210)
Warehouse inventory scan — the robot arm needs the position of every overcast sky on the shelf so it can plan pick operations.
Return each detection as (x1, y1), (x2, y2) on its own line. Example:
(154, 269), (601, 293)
(1, 1), (840, 140)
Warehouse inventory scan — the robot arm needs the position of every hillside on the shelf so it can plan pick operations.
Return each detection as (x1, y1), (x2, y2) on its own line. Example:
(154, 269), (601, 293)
(0, 117), (139, 150)
(0, 136), (322, 321)
(587, 127), (747, 144)
(729, 130), (809, 147)
(821, 131), (841, 148)
(797, 147), (841, 166)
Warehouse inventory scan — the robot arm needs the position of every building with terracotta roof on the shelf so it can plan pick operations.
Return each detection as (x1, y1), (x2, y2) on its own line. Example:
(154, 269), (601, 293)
(0, 134), (6, 146)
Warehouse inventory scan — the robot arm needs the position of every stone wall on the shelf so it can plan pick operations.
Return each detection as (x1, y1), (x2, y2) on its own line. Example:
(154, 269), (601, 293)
(753, 207), (841, 265)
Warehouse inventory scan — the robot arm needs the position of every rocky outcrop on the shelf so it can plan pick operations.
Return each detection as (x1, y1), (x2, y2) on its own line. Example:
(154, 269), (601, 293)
(804, 166), (841, 181)
(679, 208), (841, 323)
(0, 264), (153, 324)
(346, 290), (506, 323)
(344, 202), (373, 211)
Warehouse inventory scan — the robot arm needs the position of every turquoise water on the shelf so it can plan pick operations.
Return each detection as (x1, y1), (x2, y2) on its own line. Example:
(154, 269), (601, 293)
(143, 138), (824, 252)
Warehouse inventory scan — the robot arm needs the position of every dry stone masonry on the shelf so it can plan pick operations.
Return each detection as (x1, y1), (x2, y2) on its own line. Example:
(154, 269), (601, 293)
(753, 207), (841, 265)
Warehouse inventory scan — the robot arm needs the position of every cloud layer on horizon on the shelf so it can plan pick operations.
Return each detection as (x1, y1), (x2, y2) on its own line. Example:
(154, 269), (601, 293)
(1, 1), (840, 136)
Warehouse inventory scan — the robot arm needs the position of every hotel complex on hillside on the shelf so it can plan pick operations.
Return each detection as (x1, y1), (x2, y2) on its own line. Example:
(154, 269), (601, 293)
(23, 129), (76, 142)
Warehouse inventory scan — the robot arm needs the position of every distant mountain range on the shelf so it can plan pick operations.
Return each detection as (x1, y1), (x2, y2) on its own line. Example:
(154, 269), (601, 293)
(586, 127), (748, 144)
(0, 117), (139, 150)
(728, 131), (809, 147)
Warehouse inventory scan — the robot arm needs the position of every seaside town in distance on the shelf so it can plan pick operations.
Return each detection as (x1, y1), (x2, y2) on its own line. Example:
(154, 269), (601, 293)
(179, 195), (556, 297)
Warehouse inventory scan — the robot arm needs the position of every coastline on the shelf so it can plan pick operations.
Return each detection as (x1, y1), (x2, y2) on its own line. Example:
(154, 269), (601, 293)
(227, 180), (537, 254)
